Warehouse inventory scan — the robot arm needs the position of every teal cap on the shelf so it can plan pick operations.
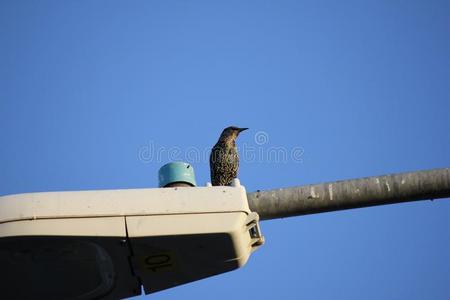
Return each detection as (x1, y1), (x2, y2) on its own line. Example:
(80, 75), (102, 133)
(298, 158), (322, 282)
(158, 162), (197, 187)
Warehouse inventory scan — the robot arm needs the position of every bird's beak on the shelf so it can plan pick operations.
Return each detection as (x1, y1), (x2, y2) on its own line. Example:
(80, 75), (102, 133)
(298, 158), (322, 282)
(238, 128), (249, 132)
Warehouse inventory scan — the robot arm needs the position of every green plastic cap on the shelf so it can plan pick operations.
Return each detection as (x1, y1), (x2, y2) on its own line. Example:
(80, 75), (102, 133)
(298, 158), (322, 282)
(158, 162), (197, 187)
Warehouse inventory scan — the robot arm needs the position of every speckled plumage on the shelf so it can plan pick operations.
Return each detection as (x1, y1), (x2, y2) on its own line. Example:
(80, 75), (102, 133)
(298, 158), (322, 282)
(210, 126), (248, 186)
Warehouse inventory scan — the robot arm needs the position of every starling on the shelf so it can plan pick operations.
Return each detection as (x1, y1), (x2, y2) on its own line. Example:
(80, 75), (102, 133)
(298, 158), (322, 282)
(210, 126), (248, 186)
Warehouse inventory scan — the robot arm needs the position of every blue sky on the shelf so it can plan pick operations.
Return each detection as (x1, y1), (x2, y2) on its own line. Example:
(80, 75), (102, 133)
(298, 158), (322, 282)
(1, 1), (449, 299)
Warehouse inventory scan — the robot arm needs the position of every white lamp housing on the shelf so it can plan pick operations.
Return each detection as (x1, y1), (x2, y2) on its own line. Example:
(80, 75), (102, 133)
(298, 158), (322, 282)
(0, 182), (264, 299)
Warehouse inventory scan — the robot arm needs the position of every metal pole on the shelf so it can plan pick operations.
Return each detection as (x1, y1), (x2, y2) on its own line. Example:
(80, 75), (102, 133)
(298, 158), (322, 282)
(247, 168), (450, 220)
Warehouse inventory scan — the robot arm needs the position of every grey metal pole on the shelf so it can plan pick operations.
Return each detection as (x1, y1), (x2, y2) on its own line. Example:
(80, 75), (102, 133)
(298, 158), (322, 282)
(247, 168), (450, 220)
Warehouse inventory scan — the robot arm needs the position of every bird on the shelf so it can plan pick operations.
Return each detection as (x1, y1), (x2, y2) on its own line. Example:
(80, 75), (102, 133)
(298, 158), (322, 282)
(210, 126), (248, 186)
